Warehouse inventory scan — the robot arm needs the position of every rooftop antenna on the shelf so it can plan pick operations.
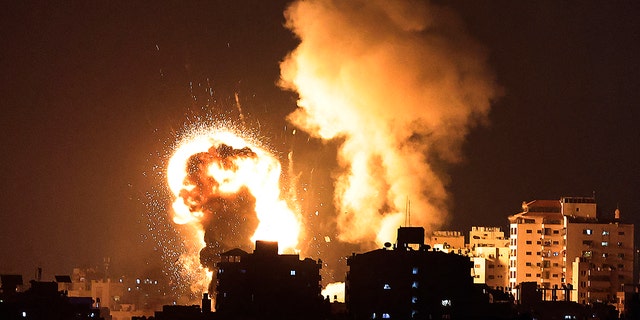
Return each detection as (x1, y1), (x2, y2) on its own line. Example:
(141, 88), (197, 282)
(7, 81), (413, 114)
(404, 196), (411, 227)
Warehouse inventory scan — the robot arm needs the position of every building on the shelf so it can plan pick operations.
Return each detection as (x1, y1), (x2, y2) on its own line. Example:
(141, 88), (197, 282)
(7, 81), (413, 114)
(428, 230), (465, 253)
(346, 227), (488, 319)
(214, 240), (325, 320)
(564, 207), (634, 304)
(508, 199), (565, 299)
(508, 196), (635, 308)
(469, 227), (510, 289)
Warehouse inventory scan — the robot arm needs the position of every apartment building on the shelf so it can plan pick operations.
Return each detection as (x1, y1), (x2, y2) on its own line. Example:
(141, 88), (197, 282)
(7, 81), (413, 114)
(469, 227), (510, 289)
(508, 196), (635, 305)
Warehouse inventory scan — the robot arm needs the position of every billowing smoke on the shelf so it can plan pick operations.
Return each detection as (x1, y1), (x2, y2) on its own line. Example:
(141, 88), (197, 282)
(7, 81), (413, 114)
(280, 0), (500, 244)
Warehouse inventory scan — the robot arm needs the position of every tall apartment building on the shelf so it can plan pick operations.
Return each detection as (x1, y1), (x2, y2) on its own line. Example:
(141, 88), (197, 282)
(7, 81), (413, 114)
(509, 199), (565, 299)
(508, 196), (635, 305)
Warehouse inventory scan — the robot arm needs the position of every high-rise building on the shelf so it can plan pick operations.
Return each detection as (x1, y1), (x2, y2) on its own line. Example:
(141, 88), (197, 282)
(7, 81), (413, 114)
(508, 196), (635, 306)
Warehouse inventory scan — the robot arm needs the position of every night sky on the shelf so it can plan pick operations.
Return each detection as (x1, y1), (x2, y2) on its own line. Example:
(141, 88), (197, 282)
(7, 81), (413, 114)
(1, 1), (639, 282)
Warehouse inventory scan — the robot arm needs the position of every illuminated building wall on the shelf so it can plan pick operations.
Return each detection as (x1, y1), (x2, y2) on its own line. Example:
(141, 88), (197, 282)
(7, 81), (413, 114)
(508, 196), (635, 306)
(469, 227), (510, 288)
(508, 199), (566, 300)
(429, 230), (465, 253)
(564, 214), (634, 304)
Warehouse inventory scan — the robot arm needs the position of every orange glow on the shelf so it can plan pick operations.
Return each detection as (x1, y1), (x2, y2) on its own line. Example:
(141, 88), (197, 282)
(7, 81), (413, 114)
(166, 126), (301, 298)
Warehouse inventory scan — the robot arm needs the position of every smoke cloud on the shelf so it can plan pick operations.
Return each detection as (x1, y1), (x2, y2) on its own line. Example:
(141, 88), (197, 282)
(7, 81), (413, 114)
(280, 0), (500, 244)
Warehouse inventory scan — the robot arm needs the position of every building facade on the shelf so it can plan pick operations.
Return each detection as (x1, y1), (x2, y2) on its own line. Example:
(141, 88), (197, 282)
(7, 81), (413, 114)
(508, 196), (635, 305)
(469, 227), (510, 289)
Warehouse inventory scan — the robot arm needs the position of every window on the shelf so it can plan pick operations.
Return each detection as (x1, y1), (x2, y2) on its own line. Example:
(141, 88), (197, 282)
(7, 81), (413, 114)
(526, 251), (532, 255)
(526, 240), (532, 244)
(602, 230), (610, 236)
(601, 241), (608, 247)
(412, 267), (419, 275)
(525, 273), (531, 277)
(382, 313), (390, 319)
(526, 262), (532, 266)
(526, 229), (533, 234)
(290, 270), (296, 276)
(583, 229), (593, 235)
(441, 299), (452, 307)
(384, 284), (391, 290)
(582, 240), (593, 246)
(552, 274), (559, 278)
(582, 251), (592, 258)
(488, 275), (495, 279)
(618, 231), (625, 235)
(618, 253), (625, 259)
(553, 241), (559, 245)
(602, 253), (609, 258)
(617, 242), (623, 247)
(553, 230), (560, 234)
(412, 281), (419, 288)
(411, 296), (418, 304)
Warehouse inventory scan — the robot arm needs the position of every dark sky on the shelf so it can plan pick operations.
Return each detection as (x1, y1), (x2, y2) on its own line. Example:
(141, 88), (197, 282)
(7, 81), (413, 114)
(1, 1), (639, 281)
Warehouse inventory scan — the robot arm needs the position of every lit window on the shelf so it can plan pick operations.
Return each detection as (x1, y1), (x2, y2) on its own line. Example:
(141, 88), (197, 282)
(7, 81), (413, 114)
(219, 269), (224, 274)
(290, 270), (296, 276)
(412, 296), (418, 304)
(601, 242), (608, 247)
(136, 278), (141, 284)
(602, 230), (610, 236)
(412, 281), (419, 288)
(383, 284), (391, 290)
(441, 299), (452, 307)
(412, 267), (419, 275)
(583, 229), (592, 235)
(382, 313), (391, 319)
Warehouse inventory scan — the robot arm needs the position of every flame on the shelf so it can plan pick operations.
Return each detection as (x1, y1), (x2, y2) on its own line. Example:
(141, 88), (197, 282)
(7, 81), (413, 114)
(321, 282), (345, 303)
(166, 126), (301, 297)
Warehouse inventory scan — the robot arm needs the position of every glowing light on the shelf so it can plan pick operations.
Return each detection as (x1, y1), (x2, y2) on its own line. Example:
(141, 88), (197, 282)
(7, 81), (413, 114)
(166, 125), (301, 299)
(321, 282), (345, 303)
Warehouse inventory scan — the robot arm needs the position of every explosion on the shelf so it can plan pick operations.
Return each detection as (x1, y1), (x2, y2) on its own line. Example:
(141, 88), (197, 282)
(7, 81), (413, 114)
(280, 0), (500, 245)
(166, 126), (301, 295)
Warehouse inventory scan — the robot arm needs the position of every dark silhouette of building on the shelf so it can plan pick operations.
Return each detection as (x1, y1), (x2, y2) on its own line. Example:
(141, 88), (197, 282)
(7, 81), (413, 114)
(0, 276), (103, 320)
(214, 240), (325, 320)
(346, 227), (494, 319)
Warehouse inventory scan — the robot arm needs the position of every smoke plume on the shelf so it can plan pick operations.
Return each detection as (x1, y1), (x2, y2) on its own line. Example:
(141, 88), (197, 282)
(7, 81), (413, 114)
(280, 0), (500, 244)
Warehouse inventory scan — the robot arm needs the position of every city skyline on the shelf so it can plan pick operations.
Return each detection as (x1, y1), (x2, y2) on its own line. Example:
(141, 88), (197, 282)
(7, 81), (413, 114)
(1, 0), (639, 284)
